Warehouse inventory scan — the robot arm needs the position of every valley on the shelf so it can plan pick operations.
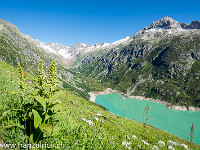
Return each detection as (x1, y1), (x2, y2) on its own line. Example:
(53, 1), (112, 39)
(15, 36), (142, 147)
(0, 16), (200, 149)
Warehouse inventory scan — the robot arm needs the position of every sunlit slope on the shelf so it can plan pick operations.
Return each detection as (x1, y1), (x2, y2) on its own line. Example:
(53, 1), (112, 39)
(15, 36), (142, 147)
(0, 60), (199, 149)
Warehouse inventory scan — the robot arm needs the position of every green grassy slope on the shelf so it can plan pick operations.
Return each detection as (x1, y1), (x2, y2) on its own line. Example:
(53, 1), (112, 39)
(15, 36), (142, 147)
(0, 19), (93, 100)
(0, 60), (199, 149)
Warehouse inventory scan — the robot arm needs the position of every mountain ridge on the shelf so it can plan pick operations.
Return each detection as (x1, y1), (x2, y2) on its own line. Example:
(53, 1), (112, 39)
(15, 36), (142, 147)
(144, 16), (200, 30)
(1, 17), (200, 107)
(73, 16), (200, 107)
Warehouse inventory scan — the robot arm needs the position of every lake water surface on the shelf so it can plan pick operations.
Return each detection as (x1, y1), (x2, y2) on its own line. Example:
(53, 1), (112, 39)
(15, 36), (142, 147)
(96, 93), (200, 145)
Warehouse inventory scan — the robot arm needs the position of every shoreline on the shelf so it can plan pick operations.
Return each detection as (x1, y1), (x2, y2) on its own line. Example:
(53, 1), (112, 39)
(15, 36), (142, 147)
(89, 88), (200, 111)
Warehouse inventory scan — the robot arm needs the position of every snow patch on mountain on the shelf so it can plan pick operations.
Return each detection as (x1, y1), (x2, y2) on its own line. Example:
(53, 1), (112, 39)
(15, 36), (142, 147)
(111, 36), (131, 46)
(40, 43), (57, 54)
(58, 49), (72, 59)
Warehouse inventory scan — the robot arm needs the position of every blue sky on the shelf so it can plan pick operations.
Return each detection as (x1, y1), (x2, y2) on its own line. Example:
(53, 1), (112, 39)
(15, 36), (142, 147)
(0, 0), (199, 46)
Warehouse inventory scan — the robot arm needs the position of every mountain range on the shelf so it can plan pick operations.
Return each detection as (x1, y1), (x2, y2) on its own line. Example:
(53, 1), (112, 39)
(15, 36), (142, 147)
(1, 16), (200, 107)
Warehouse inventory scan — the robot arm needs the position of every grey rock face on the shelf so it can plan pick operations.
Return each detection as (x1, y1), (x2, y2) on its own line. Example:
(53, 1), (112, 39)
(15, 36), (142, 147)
(145, 16), (200, 30)
(190, 21), (200, 29)
(144, 16), (182, 30)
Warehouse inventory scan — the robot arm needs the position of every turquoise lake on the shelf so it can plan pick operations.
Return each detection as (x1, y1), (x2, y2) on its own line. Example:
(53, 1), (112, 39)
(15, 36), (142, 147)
(96, 93), (200, 145)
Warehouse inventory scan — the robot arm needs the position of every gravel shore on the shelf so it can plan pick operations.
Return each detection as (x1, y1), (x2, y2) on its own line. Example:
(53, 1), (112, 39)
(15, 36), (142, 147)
(89, 88), (200, 111)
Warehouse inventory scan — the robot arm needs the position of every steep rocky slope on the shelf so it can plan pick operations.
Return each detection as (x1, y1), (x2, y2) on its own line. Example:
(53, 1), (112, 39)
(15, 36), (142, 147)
(0, 19), (90, 99)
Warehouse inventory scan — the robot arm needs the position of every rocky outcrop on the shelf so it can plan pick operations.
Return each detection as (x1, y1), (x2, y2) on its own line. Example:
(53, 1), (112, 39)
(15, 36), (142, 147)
(144, 16), (182, 30)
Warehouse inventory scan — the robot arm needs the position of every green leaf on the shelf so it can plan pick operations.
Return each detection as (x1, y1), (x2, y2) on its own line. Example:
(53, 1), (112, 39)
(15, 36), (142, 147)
(33, 96), (46, 110)
(39, 123), (53, 135)
(51, 103), (61, 113)
(32, 109), (42, 129)
(29, 134), (34, 144)
(52, 90), (64, 100)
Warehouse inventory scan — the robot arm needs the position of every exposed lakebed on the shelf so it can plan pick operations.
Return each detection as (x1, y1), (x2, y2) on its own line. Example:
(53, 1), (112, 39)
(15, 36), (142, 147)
(96, 93), (200, 145)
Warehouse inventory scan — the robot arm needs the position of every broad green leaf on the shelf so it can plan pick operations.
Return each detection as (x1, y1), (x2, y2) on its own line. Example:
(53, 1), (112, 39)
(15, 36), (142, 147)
(33, 96), (46, 110)
(48, 103), (59, 109)
(32, 109), (42, 129)
(51, 126), (60, 136)
(52, 90), (64, 100)
(29, 134), (34, 144)
(39, 123), (53, 135)
(51, 103), (61, 113)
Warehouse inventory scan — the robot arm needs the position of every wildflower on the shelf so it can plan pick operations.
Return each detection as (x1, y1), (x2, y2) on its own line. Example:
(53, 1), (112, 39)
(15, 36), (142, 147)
(190, 124), (194, 142)
(82, 118), (94, 126)
(141, 140), (149, 146)
(132, 135), (137, 139)
(158, 140), (165, 147)
(95, 117), (99, 121)
(167, 140), (178, 146)
(122, 140), (131, 149)
(125, 135), (130, 140)
(96, 112), (102, 117)
(138, 145), (142, 149)
(152, 145), (159, 150)
(180, 144), (189, 150)
(55, 100), (61, 103)
(167, 145), (175, 150)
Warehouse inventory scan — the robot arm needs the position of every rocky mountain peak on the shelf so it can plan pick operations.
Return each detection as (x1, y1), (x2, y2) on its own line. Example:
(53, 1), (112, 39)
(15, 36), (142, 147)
(190, 20), (200, 29)
(144, 16), (182, 30)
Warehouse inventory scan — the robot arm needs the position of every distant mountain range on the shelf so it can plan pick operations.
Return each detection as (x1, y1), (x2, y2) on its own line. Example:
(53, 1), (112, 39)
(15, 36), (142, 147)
(73, 17), (200, 107)
(1, 16), (200, 107)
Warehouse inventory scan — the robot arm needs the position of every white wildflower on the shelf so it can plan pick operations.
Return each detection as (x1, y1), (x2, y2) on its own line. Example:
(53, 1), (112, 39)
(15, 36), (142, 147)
(132, 135), (137, 139)
(87, 120), (93, 126)
(0, 143), (3, 148)
(55, 100), (61, 103)
(141, 140), (149, 146)
(95, 117), (99, 121)
(167, 145), (175, 150)
(122, 140), (132, 149)
(138, 145), (142, 148)
(82, 118), (94, 126)
(180, 144), (189, 150)
(158, 140), (165, 147)
(125, 135), (130, 140)
(167, 140), (174, 145)
(167, 140), (178, 146)
(96, 112), (102, 116)
(152, 145), (159, 150)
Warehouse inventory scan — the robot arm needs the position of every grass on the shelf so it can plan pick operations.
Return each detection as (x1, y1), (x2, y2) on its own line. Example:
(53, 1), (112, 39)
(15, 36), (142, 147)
(0, 60), (200, 149)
